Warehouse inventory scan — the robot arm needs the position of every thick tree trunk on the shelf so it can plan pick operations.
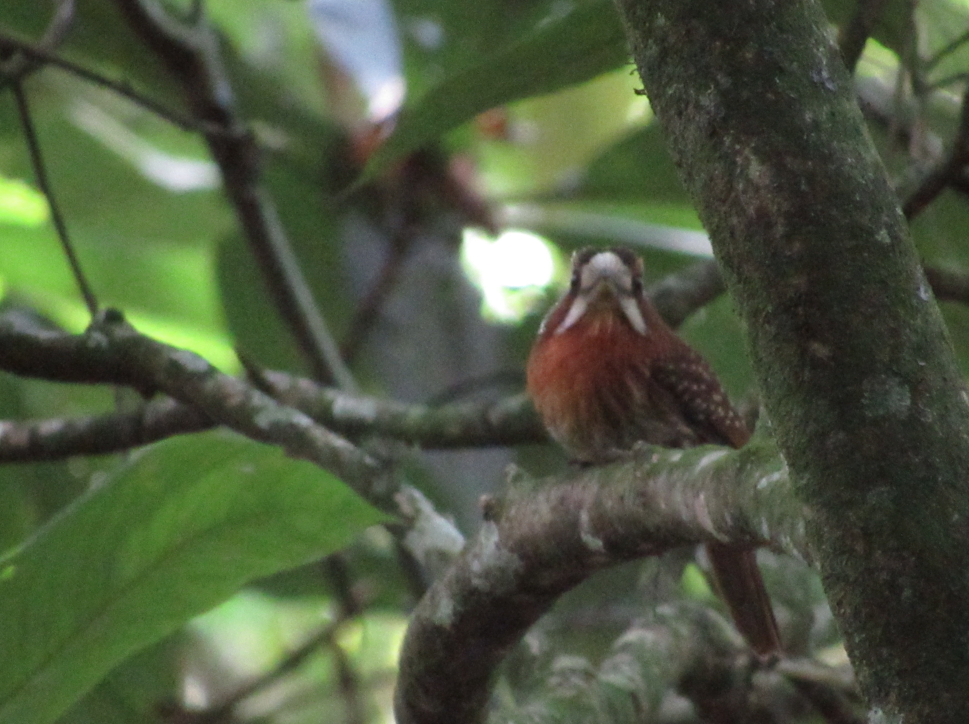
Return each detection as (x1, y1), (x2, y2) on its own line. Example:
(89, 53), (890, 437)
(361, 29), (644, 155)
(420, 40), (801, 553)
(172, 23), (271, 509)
(613, 0), (969, 719)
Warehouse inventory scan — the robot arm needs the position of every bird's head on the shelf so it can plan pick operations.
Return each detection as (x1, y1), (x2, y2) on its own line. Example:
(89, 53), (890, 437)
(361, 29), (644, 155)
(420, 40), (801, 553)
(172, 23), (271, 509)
(540, 247), (650, 338)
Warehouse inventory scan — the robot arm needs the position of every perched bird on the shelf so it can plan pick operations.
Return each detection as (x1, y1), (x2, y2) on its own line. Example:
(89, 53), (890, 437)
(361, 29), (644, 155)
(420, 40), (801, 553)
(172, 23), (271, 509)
(526, 246), (780, 657)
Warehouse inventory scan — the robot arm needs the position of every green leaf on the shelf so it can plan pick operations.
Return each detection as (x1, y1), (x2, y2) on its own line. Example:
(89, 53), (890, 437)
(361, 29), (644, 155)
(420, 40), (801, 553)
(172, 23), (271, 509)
(581, 124), (692, 206)
(363, 0), (629, 180)
(0, 432), (386, 724)
(819, 0), (911, 56)
(56, 637), (180, 724)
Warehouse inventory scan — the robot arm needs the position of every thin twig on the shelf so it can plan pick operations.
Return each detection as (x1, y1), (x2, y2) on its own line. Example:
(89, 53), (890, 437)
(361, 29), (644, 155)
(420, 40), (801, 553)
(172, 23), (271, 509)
(188, 598), (370, 724)
(11, 81), (99, 317)
(0, 31), (215, 133)
(0, 0), (75, 87)
(902, 82), (969, 218)
(340, 234), (414, 364)
(0, 398), (213, 462)
(0, 0), (97, 316)
(323, 555), (364, 617)
(927, 72), (969, 91)
(113, 0), (356, 391)
(332, 634), (366, 724)
(924, 27), (969, 73)
(320, 555), (368, 723)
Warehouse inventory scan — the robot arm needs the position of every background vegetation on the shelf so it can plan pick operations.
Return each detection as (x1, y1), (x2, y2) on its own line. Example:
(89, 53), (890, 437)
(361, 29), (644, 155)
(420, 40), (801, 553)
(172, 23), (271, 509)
(2, 0), (969, 722)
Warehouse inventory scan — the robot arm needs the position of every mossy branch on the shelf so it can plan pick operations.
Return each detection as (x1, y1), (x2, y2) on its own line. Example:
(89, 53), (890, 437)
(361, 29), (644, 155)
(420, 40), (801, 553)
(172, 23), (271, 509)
(614, 0), (969, 719)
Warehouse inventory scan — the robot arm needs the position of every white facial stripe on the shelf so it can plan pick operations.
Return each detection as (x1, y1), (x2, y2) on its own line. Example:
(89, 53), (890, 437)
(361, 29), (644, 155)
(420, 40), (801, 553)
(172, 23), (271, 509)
(620, 296), (648, 335)
(555, 295), (588, 334)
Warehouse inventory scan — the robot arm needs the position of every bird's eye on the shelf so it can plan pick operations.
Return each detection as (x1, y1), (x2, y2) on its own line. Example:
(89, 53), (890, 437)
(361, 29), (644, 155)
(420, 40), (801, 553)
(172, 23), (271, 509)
(570, 269), (581, 292)
(631, 276), (644, 295)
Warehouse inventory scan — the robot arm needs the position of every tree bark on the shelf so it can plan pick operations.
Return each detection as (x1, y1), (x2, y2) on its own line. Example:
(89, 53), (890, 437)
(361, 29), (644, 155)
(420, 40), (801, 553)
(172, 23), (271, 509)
(613, 0), (969, 720)
(394, 437), (803, 724)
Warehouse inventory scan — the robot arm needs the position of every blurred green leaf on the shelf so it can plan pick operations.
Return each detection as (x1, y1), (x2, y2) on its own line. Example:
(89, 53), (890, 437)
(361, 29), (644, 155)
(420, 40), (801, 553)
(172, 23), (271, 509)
(364, 0), (628, 180)
(819, 0), (912, 56)
(581, 123), (692, 207)
(55, 637), (180, 724)
(0, 432), (385, 724)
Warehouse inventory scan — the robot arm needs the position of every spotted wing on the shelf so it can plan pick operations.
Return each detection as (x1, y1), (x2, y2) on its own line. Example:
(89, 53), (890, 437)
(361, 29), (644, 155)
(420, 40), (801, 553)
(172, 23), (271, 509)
(650, 349), (750, 449)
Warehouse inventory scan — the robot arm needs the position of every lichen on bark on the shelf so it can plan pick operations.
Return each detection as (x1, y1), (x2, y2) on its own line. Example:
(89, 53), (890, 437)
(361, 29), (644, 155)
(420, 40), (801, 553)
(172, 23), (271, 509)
(613, 0), (969, 720)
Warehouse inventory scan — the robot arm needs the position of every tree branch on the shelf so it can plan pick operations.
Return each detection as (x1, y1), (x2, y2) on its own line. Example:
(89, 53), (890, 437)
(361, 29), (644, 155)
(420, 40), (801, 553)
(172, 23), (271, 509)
(901, 83), (969, 218)
(0, 308), (382, 498)
(648, 258), (724, 329)
(0, 30), (217, 133)
(255, 371), (544, 449)
(491, 604), (859, 724)
(0, 309), (545, 461)
(0, 251), (742, 464)
(614, 0), (969, 720)
(394, 436), (803, 724)
(1, 1), (99, 317)
(0, 308), (468, 580)
(0, 0), (74, 88)
(0, 397), (212, 462)
(112, 0), (355, 390)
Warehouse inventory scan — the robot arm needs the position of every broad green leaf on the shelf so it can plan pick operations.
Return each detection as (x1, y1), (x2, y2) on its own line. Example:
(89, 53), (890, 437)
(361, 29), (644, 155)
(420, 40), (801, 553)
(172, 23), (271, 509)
(56, 637), (180, 724)
(0, 432), (385, 724)
(363, 0), (629, 180)
(581, 124), (693, 207)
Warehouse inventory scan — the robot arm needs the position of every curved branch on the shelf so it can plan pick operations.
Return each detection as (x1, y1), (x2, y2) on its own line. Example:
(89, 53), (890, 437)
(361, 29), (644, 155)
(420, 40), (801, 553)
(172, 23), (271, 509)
(0, 385), (542, 462)
(0, 310), (545, 459)
(0, 30), (213, 132)
(0, 0), (74, 87)
(394, 436), (803, 724)
(902, 83), (969, 219)
(648, 258), (724, 329)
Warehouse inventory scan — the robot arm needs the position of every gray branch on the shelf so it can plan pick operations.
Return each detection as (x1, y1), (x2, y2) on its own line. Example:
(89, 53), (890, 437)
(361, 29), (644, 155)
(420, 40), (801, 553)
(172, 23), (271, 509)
(257, 371), (544, 449)
(0, 252), (741, 463)
(0, 397), (213, 462)
(0, 309), (384, 499)
(494, 604), (859, 724)
(394, 436), (804, 724)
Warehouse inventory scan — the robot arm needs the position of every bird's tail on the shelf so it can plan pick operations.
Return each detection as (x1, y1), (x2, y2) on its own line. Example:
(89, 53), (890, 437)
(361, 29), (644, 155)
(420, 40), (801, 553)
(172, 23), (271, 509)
(704, 542), (782, 657)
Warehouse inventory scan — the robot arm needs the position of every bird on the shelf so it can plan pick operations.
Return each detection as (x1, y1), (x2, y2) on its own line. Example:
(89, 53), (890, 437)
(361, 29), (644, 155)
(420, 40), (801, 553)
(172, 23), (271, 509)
(526, 246), (781, 657)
